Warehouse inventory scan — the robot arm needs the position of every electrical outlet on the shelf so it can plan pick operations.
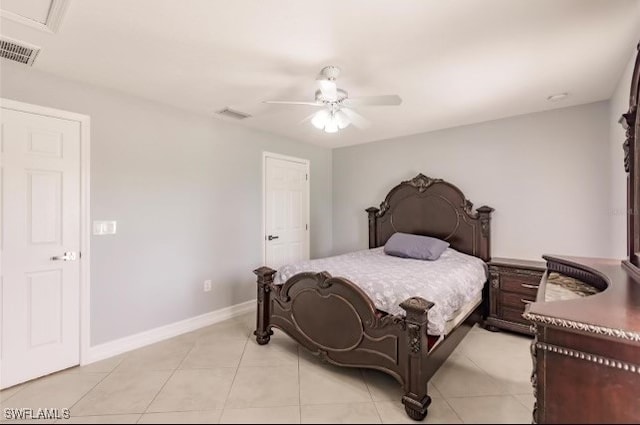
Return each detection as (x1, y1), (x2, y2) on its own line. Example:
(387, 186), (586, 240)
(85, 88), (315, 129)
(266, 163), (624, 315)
(203, 280), (212, 292)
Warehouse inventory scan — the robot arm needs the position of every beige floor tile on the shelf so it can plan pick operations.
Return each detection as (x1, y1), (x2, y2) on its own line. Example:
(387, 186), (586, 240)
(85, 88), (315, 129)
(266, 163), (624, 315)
(114, 340), (193, 372)
(1, 373), (106, 411)
(272, 331), (299, 342)
(57, 414), (140, 423)
(138, 410), (222, 424)
(301, 402), (381, 424)
(362, 370), (442, 402)
(0, 315), (542, 425)
(513, 393), (535, 412)
(431, 353), (508, 398)
(220, 406), (300, 424)
(71, 370), (171, 415)
(234, 319), (294, 341)
(190, 321), (254, 344)
(446, 395), (531, 424)
(1, 418), (57, 424)
(299, 360), (371, 405)
(179, 339), (247, 369)
(297, 347), (322, 367)
(374, 398), (462, 424)
(147, 368), (236, 412)
(471, 362), (532, 395)
(226, 366), (299, 408)
(63, 356), (125, 375)
(0, 384), (28, 402)
(240, 338), (298, 368)
(230, 312), (256, 332)
(457, 328), (533, 394)
(457, 328), (531, 360)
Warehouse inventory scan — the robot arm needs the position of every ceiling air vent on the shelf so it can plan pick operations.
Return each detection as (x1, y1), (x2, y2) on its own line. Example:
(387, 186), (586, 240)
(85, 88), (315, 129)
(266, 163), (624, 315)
(0, 37), (40, 66)
(216, 108), (252, 120)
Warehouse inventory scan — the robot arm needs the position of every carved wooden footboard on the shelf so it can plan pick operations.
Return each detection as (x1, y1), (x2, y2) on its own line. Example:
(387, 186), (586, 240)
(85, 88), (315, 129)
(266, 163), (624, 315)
(254, 174), (492, 420)
(255, 267), (438, 419)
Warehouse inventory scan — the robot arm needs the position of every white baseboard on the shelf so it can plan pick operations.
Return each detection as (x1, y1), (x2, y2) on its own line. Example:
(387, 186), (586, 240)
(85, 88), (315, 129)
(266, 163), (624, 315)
(84, 299), (256, 365)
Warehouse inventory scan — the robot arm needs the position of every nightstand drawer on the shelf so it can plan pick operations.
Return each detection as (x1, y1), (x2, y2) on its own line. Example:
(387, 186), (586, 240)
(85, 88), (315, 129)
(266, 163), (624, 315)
(500, 274), (541, 297)
(500, 291), (535, 310)
(487, 258), (545, 335)
(502, 307), (531, 325)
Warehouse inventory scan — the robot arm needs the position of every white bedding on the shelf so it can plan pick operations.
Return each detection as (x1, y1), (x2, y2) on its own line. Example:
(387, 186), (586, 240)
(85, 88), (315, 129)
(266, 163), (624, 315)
(274, 247), (487, 335)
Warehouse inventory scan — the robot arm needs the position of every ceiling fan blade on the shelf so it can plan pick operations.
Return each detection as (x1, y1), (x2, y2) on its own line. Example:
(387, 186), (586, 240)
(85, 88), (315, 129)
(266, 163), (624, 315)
(343, 95), (402, 106)
(317, 79), (337, 101)
(264, 100), (323, 106)
(341, 108), (371, 129)
(299, 110), (320, 125)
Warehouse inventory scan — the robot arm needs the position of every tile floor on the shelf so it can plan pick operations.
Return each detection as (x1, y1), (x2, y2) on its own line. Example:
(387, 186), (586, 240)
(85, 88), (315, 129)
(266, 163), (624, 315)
(1, 312), (535, 424)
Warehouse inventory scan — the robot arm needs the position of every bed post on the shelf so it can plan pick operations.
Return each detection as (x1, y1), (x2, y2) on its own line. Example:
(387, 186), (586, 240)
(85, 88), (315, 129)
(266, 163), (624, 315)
(476, 205), (494, 262)
(400, 296), (435, 421)
(365, 207), (380, 248)
(253, 266), (276, 345)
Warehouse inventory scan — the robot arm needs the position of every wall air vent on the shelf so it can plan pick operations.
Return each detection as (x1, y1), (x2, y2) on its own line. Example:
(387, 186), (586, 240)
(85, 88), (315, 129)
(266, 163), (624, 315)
(216, 108), (252, 120)
(0, 37), (40, 66)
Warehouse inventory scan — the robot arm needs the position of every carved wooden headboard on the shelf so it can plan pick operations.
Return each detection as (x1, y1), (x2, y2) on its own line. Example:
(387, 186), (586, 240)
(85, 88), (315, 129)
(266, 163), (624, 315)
(366, 174), (494, 261)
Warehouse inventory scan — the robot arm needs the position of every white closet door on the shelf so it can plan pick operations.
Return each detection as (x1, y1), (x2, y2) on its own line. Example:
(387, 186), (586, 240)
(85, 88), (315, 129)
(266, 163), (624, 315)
(1, 108), (81, 389)
(264, 155), (309, 269)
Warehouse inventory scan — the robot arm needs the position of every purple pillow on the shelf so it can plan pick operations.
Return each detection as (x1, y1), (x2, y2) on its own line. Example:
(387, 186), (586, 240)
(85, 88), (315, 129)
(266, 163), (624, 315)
(383, 232), (450, 261)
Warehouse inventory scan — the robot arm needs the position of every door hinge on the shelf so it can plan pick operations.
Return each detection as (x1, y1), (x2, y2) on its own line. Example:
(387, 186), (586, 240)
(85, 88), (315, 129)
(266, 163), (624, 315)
(306, 173), (308, 181)
(306, 224), (308, 230)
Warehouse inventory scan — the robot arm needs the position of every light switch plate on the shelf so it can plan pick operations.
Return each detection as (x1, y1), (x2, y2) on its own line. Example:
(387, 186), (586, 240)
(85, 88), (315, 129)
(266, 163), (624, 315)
(93, 220), (117, 235)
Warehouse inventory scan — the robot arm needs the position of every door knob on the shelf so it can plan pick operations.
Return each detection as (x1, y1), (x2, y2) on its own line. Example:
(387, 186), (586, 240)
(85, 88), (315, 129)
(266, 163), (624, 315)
(267, 235), (279, 241)
(51, 252), (79, 261)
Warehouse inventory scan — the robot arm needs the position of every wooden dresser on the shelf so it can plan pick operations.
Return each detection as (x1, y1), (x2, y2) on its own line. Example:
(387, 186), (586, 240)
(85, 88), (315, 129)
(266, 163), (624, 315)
(486, 258), (545, 335)
(524, 41), (640, 424)
(524, 256), (640, 423)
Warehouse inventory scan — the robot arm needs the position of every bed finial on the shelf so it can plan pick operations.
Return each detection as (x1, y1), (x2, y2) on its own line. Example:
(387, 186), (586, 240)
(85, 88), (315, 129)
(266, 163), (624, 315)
(404, 173), (442, 193)
(476, 206), (494, 261)
(366, 207), (380, 249)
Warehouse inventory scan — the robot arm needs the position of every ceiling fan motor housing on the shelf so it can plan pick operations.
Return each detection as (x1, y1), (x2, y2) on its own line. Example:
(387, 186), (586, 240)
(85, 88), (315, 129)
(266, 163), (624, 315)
(315, 88), (348, 103)
(320, 65), (341, 80)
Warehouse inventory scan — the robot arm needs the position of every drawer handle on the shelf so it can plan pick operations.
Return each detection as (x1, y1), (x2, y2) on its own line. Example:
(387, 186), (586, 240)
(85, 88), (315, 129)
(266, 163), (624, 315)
(520, 283), (538, 289)
(521, 299), (533, 305)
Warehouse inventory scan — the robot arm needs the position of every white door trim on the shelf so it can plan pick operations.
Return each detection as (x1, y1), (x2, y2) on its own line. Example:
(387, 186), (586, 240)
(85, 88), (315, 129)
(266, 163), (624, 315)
(262, 152), (310, 265)
(0, 98), (92, 367)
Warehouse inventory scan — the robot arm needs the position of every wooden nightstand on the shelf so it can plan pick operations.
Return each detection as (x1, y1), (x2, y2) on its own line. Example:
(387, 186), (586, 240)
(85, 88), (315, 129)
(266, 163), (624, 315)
(485, 258), (545, 335)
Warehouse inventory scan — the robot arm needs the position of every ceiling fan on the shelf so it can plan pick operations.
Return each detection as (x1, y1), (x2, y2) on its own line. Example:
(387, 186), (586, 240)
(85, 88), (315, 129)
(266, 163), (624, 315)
(264, 66), (402, 133)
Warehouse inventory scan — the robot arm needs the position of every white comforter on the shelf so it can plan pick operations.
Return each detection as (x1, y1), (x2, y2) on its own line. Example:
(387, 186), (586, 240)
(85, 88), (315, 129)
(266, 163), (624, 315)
(274, 247), (487, 335)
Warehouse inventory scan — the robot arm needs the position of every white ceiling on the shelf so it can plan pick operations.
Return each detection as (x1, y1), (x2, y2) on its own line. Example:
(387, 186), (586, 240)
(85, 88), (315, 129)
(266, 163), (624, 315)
(1, 0), (52, 24)
(1, 0), (639, 148)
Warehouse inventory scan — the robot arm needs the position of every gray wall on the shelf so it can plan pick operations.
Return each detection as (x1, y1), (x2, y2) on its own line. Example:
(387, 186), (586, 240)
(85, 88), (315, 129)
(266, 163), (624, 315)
(0, 63), (332, 345)
(2, 56), (630, 346)
(609, 50), (637, 259)
(332, 102), (612, 261)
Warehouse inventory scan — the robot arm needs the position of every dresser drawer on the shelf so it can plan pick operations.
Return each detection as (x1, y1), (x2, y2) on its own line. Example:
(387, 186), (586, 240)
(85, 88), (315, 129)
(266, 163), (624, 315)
(500, 273), (541, 297)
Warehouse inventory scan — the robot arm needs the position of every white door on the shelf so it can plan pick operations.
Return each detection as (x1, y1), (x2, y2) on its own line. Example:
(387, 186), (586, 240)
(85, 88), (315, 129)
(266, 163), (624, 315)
(1, 108), (81, 389)
(264, 155), (309, 269)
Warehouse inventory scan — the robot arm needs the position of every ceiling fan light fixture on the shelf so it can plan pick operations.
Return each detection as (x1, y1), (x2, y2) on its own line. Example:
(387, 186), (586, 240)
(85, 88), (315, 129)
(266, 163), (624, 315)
(264, 65), (397, 133)
(311, 110), (330, 129)
(334, 110), (350, 129)
(324, 117), (338, 133)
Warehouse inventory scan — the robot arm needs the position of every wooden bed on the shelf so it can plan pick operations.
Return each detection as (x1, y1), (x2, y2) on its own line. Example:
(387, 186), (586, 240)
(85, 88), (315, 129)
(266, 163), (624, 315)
(253, 174), (494, 420)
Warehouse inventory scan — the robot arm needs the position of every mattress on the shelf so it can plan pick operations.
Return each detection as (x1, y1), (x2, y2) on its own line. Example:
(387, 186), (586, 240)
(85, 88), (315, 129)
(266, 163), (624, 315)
(444, 291), (482, 335)
(274, 247), (487, 335)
